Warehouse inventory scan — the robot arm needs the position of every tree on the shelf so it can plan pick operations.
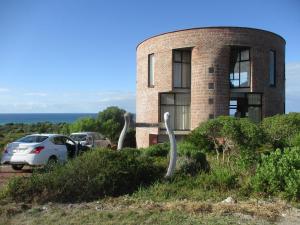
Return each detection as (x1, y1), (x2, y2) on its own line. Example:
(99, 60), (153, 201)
(97, 106), (126, 143)
(69, 117), (98, 133)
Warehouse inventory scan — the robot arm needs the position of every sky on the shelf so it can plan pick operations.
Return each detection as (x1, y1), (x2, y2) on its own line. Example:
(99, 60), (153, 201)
(0, 0), (299, 113)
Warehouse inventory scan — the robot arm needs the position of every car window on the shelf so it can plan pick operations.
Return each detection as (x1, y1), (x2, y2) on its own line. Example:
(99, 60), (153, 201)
(65, 137), (75, 145)
(70, 134), (87, 141)
(52, 137), (66, 145)
(16, 135), (48, 143)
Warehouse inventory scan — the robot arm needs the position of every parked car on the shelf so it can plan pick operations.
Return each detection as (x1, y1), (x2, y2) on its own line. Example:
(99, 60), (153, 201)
(70, 132), (111, 149)
(1, 134), (78, 170)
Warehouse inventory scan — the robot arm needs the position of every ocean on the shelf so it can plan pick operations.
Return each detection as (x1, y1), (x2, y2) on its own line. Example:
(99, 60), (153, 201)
(0, 113), (97, 125)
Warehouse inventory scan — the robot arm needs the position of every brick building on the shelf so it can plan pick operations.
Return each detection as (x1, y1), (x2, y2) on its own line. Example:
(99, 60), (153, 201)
(136, 27), (285, 148)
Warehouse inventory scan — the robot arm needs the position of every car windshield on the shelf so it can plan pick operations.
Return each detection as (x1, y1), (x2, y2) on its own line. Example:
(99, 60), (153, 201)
(16, 135), (48, 143)
(70, 134), (87, 141)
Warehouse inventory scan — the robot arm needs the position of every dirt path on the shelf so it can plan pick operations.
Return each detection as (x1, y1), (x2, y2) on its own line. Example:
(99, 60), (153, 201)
(0, 165), (32, 187)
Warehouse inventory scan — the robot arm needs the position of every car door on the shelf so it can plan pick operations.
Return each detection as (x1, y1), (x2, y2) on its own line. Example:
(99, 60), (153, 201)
(51, 136), (68, 162)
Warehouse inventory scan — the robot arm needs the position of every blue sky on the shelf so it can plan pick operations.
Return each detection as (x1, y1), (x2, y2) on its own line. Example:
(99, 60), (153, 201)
(0, 0), (299, 113)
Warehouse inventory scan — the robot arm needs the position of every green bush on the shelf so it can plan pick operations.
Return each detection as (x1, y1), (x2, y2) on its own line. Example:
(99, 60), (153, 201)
(142, 143), (170, 157)
(5, 148), (164, 203)
(177, 142), (210, 175)
(261, 113), (300, 149)
(252, 147), (300, 201)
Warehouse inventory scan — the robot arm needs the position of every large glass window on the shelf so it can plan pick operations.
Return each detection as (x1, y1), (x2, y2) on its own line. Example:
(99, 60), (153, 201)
(229, 93), (262, 123)
(173, 50), (191, 88)
(269, 50), (276, 86)
(229, 47), (250, 88)
(160, 93), (190, 130)
(148, 54), (154, 87)
(247, 93), (262, 123)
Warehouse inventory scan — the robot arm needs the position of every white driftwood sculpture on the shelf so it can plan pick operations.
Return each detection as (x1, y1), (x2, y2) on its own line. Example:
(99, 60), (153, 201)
(164, 112), (177, 178)
(117, 112), (130, 150)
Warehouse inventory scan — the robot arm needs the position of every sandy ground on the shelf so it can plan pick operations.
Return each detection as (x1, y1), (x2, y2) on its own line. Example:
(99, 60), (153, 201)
(0, 165), (32, 187)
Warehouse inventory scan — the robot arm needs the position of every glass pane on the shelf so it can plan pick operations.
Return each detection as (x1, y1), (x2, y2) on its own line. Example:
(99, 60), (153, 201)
(240, 61), (250, 87)
(248, 106), (261, 123)
(248, 94), (261, 105)
(230, 100), (237, 107)
(149, 54), (154, 86)
(182, 63), (191, 88)
(161, 94), (174, 105)
(182, 51), (191, 63)
(174, 51), (181, 62)
(231, 80), (239, 87)
(240, 49), (250, 61)
(176, 93), (190, 105)
(173, 63), (182, 87)
(175, 106), (190, 130)
(234, 63), (239, 79)
(161, 106), (175, 130)
(269, 51), (275, 85)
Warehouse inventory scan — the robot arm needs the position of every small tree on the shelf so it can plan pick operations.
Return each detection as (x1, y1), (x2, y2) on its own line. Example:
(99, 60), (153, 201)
(69, 117), (98, 133)
(97, 106), (126, 143)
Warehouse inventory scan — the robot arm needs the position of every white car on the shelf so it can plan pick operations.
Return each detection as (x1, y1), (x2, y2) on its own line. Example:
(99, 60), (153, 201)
(70, 132), (111, 149)
(1, 134), (78, 170)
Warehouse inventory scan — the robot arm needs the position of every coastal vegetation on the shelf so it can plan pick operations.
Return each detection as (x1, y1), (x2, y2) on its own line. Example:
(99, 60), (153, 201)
(0, 112), (300, 224)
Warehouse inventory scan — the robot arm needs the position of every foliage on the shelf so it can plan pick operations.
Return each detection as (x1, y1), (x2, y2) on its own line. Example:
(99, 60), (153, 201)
(123, 128), (136, 148)
(4, 148), (164, 203)
(177, 141), (210, 175)
(252, 147), (300, 201)
(69, 117), (99, 133)
(97, 106), (126, 143)
(142, 142), (170, 157)
(261, 113), (300, 149)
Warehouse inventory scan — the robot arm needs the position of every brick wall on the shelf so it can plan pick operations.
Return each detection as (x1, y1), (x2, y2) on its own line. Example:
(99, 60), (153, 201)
(136, 27), (285, 148)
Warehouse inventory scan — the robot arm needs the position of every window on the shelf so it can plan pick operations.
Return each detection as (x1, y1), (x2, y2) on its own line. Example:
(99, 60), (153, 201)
(247, 93), (262, 123)
(208, 98), (214, 104)
(229, 47), (250, 88)
(148, 54), (154, 87)
(160, 93), (190, 130)
(173, 50), (191, 88)
(208, 83), (214, 90)
(269, 50), (276, 86)
(209, 114), (215, 119)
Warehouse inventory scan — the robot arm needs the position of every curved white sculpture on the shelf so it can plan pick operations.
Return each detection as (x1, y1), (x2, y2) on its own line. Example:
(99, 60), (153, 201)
(117, 112), (130, 151)
(164, 112), (177, 178)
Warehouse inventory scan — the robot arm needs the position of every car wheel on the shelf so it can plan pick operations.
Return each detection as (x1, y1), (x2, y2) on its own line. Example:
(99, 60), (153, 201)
(46, 156), (58, 170)
(11, 164), (24, 171)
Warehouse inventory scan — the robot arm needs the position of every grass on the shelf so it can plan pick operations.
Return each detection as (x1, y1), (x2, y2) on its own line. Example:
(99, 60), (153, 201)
(0, 197), (284, 225)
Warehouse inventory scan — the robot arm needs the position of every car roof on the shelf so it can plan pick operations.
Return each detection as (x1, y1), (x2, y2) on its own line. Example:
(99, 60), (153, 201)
(29, 134), (67, 138)
(71, 132), (96, 135)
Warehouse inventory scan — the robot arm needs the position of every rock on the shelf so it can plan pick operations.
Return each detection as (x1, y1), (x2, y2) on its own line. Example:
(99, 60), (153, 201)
(221, 196), (237, 204)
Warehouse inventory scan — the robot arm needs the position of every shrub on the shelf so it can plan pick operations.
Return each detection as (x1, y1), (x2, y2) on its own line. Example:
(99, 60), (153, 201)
(261, 113), (300, 149)
(252, 147), (300, 201)
(177, 141), (210, 175)
(142, 143), (170, 157)
(184, 129), (213, 153)
(5, 148), (164, 203)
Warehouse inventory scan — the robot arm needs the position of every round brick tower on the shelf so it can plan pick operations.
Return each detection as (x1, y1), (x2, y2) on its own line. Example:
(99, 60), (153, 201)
(136, 27), (285, 148)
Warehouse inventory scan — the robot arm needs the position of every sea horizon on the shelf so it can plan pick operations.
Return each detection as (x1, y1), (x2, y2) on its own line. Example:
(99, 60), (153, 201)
(0, 113), (98, 125)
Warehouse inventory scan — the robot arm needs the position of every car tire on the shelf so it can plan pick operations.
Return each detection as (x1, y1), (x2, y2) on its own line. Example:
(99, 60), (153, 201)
(46, 156), (58, 170)
(11, 164), (24, 171)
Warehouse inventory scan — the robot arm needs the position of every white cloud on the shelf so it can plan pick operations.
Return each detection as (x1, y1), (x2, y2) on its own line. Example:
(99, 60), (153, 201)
(0, 90), (136, 113)
(24, 92), (48, 97)
(286, 61), (300, 112)
(0, 88), (10, 92)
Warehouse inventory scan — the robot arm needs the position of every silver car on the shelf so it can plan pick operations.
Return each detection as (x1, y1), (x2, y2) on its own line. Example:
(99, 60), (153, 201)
(70, 132), (111, 149)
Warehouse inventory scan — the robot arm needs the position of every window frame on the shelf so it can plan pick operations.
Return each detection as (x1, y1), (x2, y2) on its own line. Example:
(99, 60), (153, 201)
(172, 49), (191, 89)
(159, 92), (191, 131)
(148, 53), (155, 87)
(229, 47), (251, 89)
(269, 50), (276, 87)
